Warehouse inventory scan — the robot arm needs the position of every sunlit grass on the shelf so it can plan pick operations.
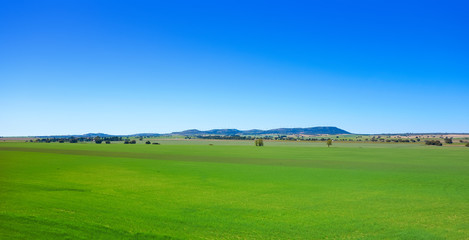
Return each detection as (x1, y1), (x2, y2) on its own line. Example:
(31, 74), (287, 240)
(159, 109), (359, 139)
(0, 142), (467, 239)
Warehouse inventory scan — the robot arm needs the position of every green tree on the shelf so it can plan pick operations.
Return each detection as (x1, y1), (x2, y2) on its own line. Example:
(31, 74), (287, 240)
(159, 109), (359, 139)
(327, 139), (332, 147)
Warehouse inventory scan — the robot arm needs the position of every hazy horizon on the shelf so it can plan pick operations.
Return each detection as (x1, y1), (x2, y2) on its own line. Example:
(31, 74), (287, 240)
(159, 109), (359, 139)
(2, 1), (468, 136)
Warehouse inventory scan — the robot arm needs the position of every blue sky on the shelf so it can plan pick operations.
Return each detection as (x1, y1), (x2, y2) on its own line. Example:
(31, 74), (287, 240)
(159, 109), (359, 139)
(1, 0), (468, 136)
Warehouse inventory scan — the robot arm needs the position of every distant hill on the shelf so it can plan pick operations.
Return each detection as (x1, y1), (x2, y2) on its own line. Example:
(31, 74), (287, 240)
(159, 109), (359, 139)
(171, 127), (350, 136)
(35, 133), (114, 138)
(33, 127), (350, 138)
(81, 133), (114, 138)
(172, 129), (242, 135)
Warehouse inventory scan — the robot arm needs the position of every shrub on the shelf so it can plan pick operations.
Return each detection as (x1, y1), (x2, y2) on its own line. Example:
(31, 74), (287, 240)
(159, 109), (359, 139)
(95, 140), (102, 144)
(145, 141), (151, 144)
(59, 140), (64, 143)
(70, 139), (78, 143)
(255, 139), (264, 146)
(105, 141), (111, 144)
(444, 137), (453, 144)
(152, 142), (160, 145)
(425, 140), (442, 146)
(466, 143), (469, 147)
(130, 140), (137, 144)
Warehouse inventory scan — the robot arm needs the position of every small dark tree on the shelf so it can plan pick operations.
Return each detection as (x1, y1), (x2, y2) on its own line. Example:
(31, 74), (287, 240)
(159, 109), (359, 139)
(255, 139), (264, 146)
(95, 140), (102, 144)
(327, 139), (332, 147)
(444, 137), (453, 144)
(145, 141), (151, 144)
(105, 141), (111, 144)
(130, 140), (137, 144)
(124, 139), (130, 144)
(466, 143), (469, 147)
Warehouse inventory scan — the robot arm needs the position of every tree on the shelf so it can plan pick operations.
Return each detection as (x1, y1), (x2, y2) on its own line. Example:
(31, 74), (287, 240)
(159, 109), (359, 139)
(444, 137), (453, 144)
(130, 140), (137, 144)
(95, 140), (102, 144)
(466, 143), (469, 147)
(145, 141), (151, 144)
(105, 141), (111, 144)
(327, 139), (332, 147)
(255, 139), (264, 146)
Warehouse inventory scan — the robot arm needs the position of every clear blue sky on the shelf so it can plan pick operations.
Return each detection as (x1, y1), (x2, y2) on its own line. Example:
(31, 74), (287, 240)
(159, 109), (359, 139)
(1, 0), (468, 136)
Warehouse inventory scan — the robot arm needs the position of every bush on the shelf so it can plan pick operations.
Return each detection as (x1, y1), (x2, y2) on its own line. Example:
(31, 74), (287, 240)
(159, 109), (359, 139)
(130, 140), (137, 144)
(425, 140), (442, 146)
(255, 139), (264, 146)
(152, 142), (160, 145)
(70, 139), (78, 143)
(59, 140), (64, 143)
(105, 141), (111, 144)
(95, 140), (102, 144)
(466, 143), (469, 147)
(145, 141), (151, 144)
(444, 137), (453, 144)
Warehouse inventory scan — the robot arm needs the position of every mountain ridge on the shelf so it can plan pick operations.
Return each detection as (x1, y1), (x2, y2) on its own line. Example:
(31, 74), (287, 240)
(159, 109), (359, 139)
(171, 126), (349, 135)
(32, 126), (350, 138)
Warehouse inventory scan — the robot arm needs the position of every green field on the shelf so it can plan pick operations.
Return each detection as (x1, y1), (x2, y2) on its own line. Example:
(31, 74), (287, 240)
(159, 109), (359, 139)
(0, 141), (468, 239)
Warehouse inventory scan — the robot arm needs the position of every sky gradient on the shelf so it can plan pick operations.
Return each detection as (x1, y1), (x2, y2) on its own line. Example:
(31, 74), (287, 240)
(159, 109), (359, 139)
(1, 0), (468, 136)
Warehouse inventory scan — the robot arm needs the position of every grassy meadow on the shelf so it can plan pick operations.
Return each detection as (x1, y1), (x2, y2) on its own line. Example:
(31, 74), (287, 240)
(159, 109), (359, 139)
(0, 141), (468, 239)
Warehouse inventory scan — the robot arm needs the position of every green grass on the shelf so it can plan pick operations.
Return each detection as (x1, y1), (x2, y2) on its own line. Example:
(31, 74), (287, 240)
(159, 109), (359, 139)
(0, 141), (468, 239)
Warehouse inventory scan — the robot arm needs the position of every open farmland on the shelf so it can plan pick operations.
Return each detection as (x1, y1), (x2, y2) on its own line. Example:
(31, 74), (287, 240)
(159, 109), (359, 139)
(0, 141), (468, 239)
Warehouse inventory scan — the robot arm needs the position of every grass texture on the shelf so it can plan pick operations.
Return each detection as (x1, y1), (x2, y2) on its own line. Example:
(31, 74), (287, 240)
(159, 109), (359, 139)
(0, 142), (468, 239)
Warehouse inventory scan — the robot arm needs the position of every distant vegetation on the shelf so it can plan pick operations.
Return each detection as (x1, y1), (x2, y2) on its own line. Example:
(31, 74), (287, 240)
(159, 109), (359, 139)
(254, 139), (264, 146)
(425, 140), (443, 146)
